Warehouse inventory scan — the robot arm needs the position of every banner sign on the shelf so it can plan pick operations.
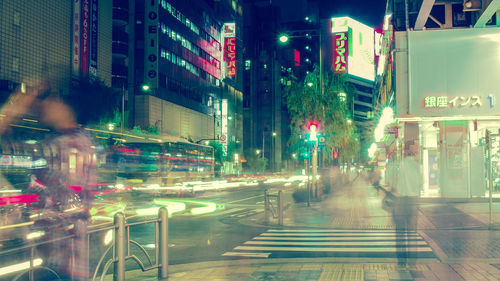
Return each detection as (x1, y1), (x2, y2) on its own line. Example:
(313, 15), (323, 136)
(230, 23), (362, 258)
(89, 0), (98, 77)
(224, 37), (236, 77)
(333, 32), (348, 73)
(81, 0), (90, 77)
(72, 0), (81, 77)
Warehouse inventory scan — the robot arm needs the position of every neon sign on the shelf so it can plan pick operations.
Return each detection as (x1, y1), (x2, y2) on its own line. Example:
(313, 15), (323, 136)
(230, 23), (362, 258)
(424, 96), (483, 108)
(224, 37), (236, 77)
(333, 32), (348, 73)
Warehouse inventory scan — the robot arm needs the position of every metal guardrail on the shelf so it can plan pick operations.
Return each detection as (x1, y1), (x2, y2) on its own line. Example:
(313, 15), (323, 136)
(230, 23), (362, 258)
(264, 190), (283, 226)
(2, 208), (169, 281)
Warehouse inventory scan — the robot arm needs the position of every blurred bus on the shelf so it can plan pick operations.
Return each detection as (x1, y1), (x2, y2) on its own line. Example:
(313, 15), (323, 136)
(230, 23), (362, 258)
(109, 140), (215, 186)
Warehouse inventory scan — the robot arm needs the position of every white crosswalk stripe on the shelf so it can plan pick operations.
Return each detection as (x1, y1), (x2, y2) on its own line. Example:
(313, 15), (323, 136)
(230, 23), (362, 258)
(223, 229), (435, 259)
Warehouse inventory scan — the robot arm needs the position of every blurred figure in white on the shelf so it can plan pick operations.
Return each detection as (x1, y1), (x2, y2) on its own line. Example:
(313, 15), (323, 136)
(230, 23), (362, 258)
(391, 142), (422, 268)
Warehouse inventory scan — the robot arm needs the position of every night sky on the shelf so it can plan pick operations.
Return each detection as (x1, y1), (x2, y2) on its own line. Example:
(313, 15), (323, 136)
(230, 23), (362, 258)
(318, 0), (387, 27)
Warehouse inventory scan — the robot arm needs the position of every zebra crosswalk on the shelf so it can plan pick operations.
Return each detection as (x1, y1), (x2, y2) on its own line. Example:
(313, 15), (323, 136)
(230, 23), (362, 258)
(223, 229), (435, 259)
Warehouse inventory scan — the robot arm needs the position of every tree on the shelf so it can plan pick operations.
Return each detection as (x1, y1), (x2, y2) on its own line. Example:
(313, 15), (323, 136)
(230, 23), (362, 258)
(65, 78), (120, 126)
(244, 149), (268, 174)
(283, 65), (360, 165)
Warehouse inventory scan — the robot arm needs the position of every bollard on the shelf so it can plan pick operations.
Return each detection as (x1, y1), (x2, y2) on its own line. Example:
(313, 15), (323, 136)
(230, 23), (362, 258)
(158, 207), (169, 279)
(113, 213), (126, 281)
(264, 190), (269, 224)
(278, 190), (283, 226)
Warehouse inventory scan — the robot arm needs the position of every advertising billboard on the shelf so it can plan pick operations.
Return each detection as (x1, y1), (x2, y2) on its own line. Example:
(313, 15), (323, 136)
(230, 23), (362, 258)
(222, 23), (236, 79)
(395, 27), (500, 117)
(89, 0), (98, 77)
(72, 0), (81, 77)
(330, 17), (375, 81)
(81, 0), (90, 77)
(333, 32), (348, 73)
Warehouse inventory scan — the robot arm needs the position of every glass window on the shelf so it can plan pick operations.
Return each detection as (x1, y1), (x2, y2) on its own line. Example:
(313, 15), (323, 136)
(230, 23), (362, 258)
(13, 10), (20, 26)
(245, 60), (251, 70)
(12, 57), (19, 72)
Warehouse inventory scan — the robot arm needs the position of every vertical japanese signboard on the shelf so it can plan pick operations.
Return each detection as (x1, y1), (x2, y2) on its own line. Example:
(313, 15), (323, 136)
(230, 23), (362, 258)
(144, 0), (159, 90)
(81, 0), (90, 77)
(222, 99), (228, 156)
(222, 23), (236, 79)
(333, 32), (348, 73)
(331, 17), (375, 81)
(72, 0), (81, 77)
(89, 0), (98, 77)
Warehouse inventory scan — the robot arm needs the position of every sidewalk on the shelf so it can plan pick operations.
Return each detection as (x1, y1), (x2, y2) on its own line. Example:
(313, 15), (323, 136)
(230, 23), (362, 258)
(117, 175), (500, 280)
(116, 259), (500, 281)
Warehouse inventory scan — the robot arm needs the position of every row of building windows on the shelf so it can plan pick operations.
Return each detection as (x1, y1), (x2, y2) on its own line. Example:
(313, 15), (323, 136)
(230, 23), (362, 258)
(160, 47), (199, 76)
(161, 1), (221, 54)
(161, 0), (200, 35)
(160, 23), (199, 55)
(160, 47), (219, 86)
(159, 23), (220, 69)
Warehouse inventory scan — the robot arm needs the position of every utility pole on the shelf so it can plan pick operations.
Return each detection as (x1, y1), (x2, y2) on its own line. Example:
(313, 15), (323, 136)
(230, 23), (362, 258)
(121, 83), (125, 132)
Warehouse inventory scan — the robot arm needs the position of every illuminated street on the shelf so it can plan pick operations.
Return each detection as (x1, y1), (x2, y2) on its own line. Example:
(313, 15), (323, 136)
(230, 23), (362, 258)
(2, 0), (500, 280)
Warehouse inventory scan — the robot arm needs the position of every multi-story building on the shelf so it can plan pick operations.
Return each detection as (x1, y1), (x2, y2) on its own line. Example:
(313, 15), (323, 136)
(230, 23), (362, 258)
(322, 16), (377, 159)
(242, 3), (282, 172)
(374, 0), (500, 198)
(129, 0), (243, 174)
(242, 0), (319, 172)
(0, 0), (112, 99)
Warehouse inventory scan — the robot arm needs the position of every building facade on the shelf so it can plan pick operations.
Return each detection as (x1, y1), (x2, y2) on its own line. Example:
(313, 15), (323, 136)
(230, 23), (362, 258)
(0, 0), (112, 99)
(374, 0), (500, 198)
(130, 0), (243, 174)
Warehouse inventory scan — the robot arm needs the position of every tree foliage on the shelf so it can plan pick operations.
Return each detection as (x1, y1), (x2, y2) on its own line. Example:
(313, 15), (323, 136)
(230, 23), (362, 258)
(244, 149), (268, 174)
(66, 78), (120, 126)
(283, 65), (360, 164)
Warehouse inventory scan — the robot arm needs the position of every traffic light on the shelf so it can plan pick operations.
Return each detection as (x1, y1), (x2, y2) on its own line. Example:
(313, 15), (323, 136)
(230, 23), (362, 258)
(305, 121), (320, 142)
(309, 124), (318, 141)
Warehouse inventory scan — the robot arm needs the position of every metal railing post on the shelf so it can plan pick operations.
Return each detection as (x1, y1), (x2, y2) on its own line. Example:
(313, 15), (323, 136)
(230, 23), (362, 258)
(278, 190), (283, 226)
(264, 190), (269, 224)
(114, 213), (126, 281)
(158, 207), (169, 279)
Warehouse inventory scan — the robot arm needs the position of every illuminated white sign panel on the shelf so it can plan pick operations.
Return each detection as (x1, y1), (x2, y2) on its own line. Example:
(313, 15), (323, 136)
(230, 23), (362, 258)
(330, 17), (375, 81)
(395, 28), (500, 117)
(222, 99), (228, 156)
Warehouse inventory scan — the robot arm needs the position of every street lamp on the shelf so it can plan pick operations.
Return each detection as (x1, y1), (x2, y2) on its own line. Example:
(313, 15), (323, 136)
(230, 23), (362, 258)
(141, 84), (150, 91)
(278, 34), (290, 44)
(277, 29), (324, 95)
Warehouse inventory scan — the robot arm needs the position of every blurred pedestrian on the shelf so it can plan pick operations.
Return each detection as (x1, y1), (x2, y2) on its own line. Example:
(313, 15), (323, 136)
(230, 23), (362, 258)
(391, 143), (422, 268)
(0, 81), (97, 280)
(34, 93), (97, 280)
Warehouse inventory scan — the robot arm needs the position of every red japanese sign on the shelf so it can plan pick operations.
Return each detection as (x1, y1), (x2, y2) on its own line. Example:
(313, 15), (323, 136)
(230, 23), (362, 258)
(224, 37), (236, 77)
(333, 32), (348, 73)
